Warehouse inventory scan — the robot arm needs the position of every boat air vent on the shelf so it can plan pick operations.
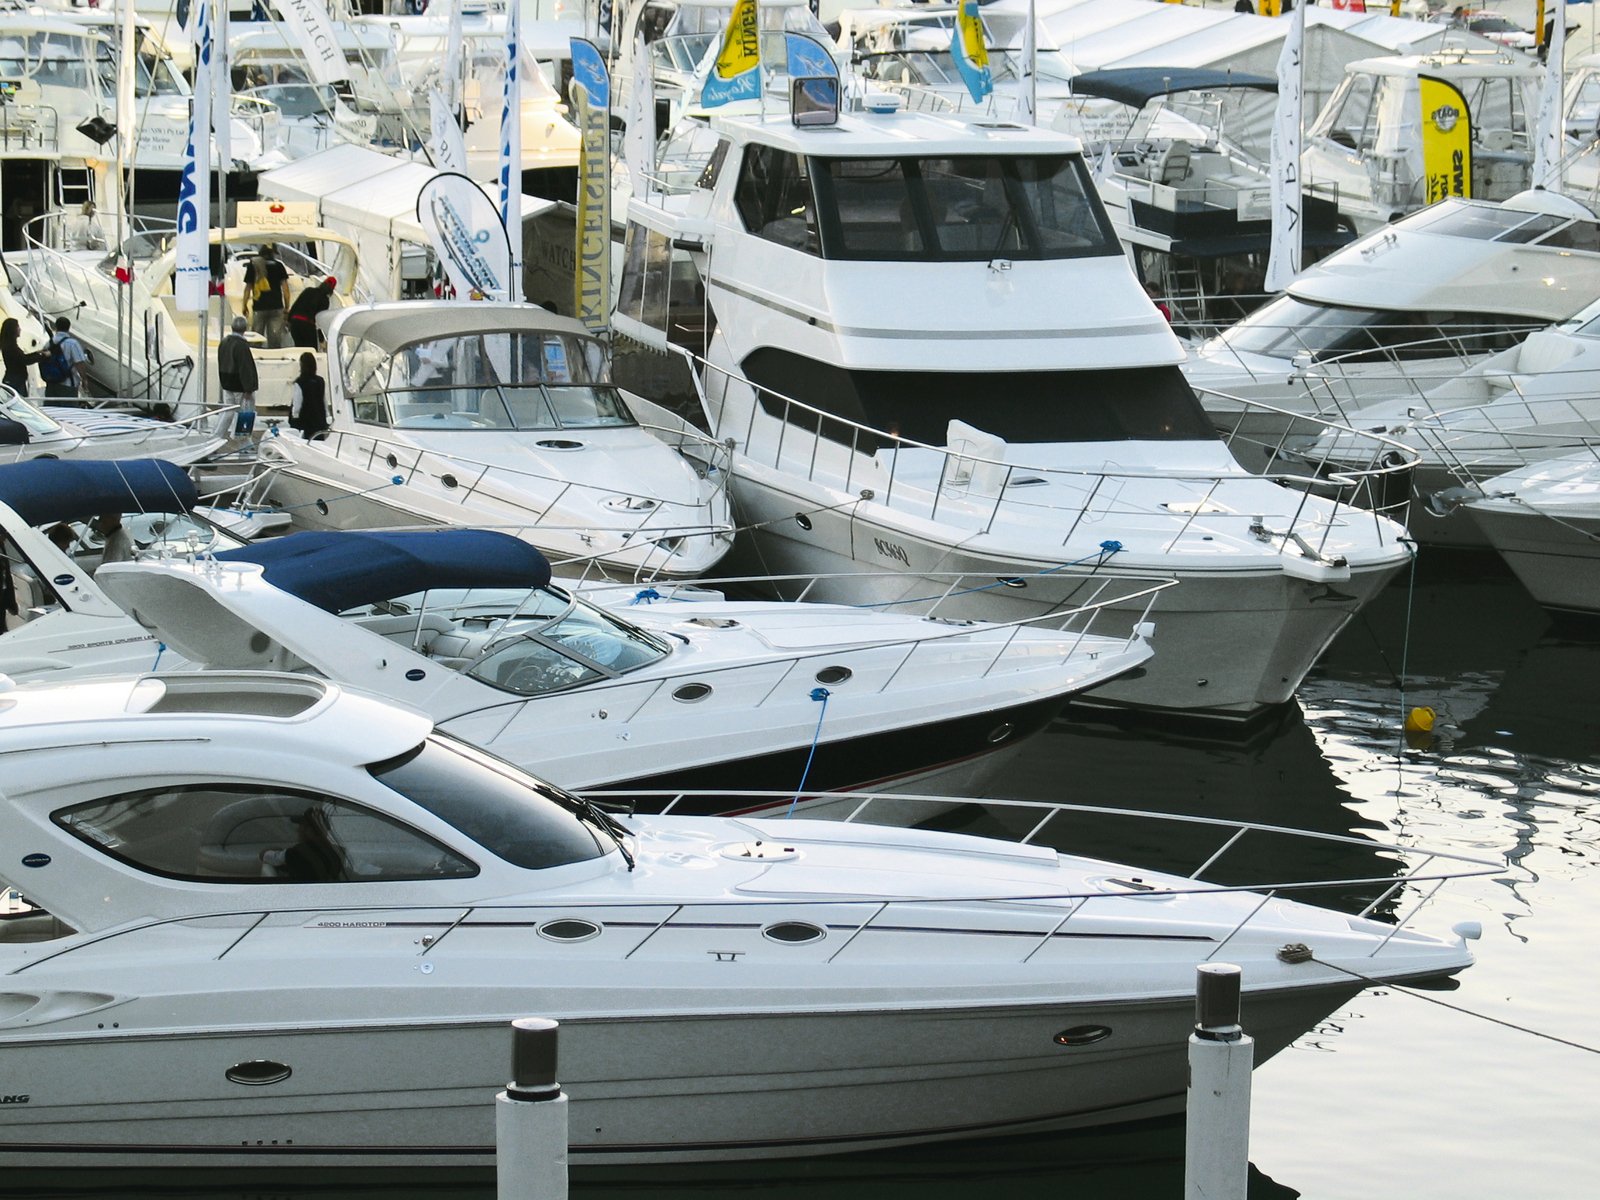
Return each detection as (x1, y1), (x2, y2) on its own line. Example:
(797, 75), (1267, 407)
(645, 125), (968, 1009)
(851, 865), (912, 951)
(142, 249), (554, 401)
(1053, 1025), (1111, 1047)
(762, 921), (826, 945)
(814, 665), (852, 685)
(995, 577), (1027, 589)
(986, 722), (1014, 745)
(226, 1060), (292, 1086)
(537, 439), (585, 451)
(673, 682), (713, 702)
(604, 496), (659, 512)
(794, 513), (813, 531)
(538, 918), (602, 943)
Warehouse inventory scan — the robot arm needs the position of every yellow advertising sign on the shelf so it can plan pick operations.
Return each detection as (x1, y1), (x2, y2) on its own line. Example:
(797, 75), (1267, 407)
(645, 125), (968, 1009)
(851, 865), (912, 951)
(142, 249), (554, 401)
(1259, 0), (1281, 16)
(1419, 75), (1473, 204)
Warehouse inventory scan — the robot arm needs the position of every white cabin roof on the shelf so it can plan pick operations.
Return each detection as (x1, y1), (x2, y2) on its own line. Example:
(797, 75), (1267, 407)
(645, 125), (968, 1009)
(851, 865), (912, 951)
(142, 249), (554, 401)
(709, 108), (1087, 158)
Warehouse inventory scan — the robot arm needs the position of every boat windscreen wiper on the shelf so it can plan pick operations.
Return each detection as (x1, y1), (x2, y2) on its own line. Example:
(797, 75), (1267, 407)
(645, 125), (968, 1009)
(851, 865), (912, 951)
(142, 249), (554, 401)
(576, 795), (636, 872)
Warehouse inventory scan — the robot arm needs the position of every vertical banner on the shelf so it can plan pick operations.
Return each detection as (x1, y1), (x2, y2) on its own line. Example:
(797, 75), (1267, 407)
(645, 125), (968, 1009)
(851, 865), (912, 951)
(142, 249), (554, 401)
(570, 37), (612, 333)
(275, 0), (353, 86)
(1534, 8), (1567, 189)
(500, 0), (524, 303)
(700, 0), (761, 109)
(1265, 0), (1304, 293)
(445, 0), (465, 114)
(1419, 76), (1473, 204)
(416, 172), (514, 301)
(175, 0), (212, 314)
(623, 32), (655, 199)
(429, 88), (470, 175)
(951, 1), (993, 105)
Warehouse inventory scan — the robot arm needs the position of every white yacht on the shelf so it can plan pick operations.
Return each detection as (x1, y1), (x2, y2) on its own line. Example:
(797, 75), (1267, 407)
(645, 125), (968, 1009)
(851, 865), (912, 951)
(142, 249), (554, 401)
(244, 300), (734, 582)
(1460, 450), (1600, 614)
(0, 670), (1488, 1167)
(616, 104), (1414, 720)
(96, 527), (1162, 800)
(0, 391), (228, 466)
(1301, 50), (1542, 234)
(19, 204), (360, 420)
(1183, 190), (1600, 448)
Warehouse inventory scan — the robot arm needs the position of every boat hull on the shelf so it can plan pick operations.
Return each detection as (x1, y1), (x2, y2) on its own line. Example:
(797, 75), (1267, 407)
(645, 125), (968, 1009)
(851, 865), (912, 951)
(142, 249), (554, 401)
(1467, 503), (1600, 615)
(0, 984), (1360, 1168)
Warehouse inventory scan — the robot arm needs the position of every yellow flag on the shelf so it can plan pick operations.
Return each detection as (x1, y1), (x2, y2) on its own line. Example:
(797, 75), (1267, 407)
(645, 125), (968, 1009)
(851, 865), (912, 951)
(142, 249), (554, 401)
(713, 0), (761, 82)
(1419, 76), (1473, 203)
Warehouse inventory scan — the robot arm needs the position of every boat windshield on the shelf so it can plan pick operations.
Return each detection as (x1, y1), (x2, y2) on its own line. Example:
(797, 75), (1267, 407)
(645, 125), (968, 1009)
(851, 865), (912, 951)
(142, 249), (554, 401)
(738, 149), (1120, 261)
(369, 735), (612, 870)
(1403, 200), (1600, 250)
(1214, 295), (1540, 362)
(0, 394), (63, 438)
(342, 330), (634, 432)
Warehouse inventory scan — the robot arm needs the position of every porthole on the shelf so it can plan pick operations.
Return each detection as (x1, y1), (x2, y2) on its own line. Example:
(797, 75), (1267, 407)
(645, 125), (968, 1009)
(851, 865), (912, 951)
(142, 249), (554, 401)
(996, 577), (1027, 589)
(673, 682), (713, 702)
(762, 921), (826, 944)
(385, 453), (399, 469)
(986, 722), (1014, 745)
(226, 1060), (292, 1086)
(314, 498), (330, 516)
(794, 513), (813, 531)
(248, 631), (273, 654)
(1053, 1025), (1112, 1047)
(538, 918), (602, 943)
(440, 473), (459, 489)
(814, 665), (852, 685)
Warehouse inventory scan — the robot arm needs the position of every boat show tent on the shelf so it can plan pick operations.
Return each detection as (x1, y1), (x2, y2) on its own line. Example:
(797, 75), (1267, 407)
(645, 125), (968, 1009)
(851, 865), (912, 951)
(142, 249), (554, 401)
(258, 145), (556, 304)
(989, 0), (1501, 157)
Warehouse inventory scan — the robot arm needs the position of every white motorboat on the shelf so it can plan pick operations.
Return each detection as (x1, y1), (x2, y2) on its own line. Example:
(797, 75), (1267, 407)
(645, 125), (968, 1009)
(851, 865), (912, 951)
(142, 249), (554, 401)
(1183, 190), (1600, 447)
(1304, 295), (1600, 546)
(241, 300), (734, 582)
(0, 391), (228, 466)
(0, 670), (1488, 1167)
(1460, 450), (1600, 614)
(96, 527), (1163, 801)
(19, 203), (361, 420)
(616, 103), (1414, 720)
(0, 458), (237, 679)
(1052, 67), (1353, 332)
(1301, 50), (1542, 234)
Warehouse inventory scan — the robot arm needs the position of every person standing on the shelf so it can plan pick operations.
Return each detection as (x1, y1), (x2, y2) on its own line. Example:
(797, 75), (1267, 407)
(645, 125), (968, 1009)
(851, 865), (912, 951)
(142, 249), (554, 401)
(243, 243), (289, 348)
(1, 318), (43, 397)
(218, 316), (260, 435)
(286, 277), (336, 348)
(91, 512), (133, 567)
(40, 317), (89, 399)
(287, 351), (328, 440)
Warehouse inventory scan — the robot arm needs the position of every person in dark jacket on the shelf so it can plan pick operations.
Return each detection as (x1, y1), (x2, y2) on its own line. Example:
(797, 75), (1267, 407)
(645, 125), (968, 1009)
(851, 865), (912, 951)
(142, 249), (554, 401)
(287, 276), (336, 348)
(287, 352), (328, 440)
(217, 315), (260, 435)
(1, 318), (43, 396)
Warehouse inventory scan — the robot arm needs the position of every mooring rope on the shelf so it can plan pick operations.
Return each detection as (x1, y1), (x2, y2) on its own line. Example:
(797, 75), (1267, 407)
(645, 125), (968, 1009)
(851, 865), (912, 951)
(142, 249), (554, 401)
(786, 687), (832, 818)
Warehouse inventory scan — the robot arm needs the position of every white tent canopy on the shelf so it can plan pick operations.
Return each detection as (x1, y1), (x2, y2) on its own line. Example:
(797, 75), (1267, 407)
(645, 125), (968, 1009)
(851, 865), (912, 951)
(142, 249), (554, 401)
(259, 144), (556, 303)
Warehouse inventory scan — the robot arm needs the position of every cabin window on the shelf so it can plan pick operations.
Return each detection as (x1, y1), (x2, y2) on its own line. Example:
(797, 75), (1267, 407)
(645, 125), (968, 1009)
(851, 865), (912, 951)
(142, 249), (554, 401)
(810, 154), (1118, 262)
(53, 785), (478, 883)
(1219, 296), (1541, 363)
(735, 145), (821, 255)
(1459, 76), (1529, 146)
(741, 348), (1213, 446)
(462, 590), (670, 697)
(370, 736), (612, 870)
(614, 221), (709, 354)
(1316, 73), (1379, 151)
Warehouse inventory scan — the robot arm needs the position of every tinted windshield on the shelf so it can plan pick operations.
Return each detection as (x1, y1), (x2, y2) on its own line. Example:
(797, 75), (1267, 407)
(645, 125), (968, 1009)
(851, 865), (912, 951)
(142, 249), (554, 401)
(369, 735), (610, 870)
(1217, 295), (1538, 362)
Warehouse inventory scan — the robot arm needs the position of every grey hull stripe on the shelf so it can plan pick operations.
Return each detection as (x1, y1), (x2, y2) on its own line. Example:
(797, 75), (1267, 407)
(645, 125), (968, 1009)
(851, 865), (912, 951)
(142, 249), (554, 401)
(708, 277), (1169, 342)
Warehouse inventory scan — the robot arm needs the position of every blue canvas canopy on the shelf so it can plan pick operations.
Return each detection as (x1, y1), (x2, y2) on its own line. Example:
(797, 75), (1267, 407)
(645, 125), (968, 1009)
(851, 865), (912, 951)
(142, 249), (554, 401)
(0, 459), (198, 527)
(1069, 67), (1277, 109)
(216, 530), (554, 613)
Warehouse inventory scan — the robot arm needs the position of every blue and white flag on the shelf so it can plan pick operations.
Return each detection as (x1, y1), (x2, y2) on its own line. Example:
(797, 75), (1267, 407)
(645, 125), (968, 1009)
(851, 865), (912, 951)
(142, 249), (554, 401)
(274, 0), (351, 86)
(1534, 8), (1568, 189)
(499, 0), (523, 302)
(784, 31), (837, 82)
(175, 0), (212, 314)
(1265, 0), (1305, 293)
(417, 172), (513, 302)
(701, 0), (761, 109)
(951, 1), (992, 105)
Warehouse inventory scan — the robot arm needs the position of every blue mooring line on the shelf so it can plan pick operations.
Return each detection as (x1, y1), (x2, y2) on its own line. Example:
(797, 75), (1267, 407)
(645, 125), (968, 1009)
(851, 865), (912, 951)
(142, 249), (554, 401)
(786, 687), (832, 818)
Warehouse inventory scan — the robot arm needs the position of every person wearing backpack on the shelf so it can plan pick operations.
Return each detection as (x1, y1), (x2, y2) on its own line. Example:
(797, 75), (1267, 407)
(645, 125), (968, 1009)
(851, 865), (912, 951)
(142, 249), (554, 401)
(40, 317), (89, 399)
(243, 243), (289, 348)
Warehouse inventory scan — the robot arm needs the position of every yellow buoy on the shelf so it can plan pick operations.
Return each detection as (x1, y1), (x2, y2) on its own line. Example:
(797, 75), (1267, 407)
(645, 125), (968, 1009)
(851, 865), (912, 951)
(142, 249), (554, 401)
(1404, 706), (1436, 734)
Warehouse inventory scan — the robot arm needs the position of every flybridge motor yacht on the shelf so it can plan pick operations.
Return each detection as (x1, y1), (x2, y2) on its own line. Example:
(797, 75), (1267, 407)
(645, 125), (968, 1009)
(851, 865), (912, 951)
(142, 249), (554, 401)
(1054, 68), (1354, 334)
(96, 528), (1163, 800)
(1459, 450), (1600, 614)
(0, 391), (228, 466)
(242, 301), (734, 582)
(19, 203), (360, 420)
(0, 671), (1488, 1167)
(1183, 190), (1600, 451)
(1302, 50), (1542, 234)
(616, 104), (1415, 720)
(1304, 293), (1600, 546)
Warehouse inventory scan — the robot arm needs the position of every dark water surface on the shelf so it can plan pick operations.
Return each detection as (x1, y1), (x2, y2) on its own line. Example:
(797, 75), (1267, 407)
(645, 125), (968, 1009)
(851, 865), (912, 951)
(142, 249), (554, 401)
(7, 553), (1596, 1199)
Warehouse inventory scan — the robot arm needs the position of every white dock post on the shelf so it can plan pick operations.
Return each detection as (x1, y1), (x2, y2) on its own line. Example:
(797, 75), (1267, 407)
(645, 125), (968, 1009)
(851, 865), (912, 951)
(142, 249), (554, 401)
(1184, 963), (1253, 1200)
(496, 1017), (568, 1199)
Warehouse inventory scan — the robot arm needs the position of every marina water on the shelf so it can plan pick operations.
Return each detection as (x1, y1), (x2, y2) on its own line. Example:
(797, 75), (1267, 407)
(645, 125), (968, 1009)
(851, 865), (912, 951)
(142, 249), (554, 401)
(4, 553), (1593, 1197)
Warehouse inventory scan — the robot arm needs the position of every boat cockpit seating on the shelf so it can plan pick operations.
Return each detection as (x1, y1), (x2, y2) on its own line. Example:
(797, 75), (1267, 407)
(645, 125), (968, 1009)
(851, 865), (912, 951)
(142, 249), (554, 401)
(1157, 139), (1193, 185)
